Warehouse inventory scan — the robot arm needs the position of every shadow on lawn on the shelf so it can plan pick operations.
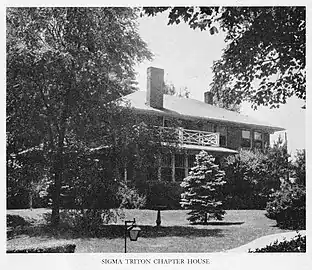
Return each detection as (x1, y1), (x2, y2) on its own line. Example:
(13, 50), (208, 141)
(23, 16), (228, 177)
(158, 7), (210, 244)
(192, 221), (245, 226)
(8, 224), (224, 240)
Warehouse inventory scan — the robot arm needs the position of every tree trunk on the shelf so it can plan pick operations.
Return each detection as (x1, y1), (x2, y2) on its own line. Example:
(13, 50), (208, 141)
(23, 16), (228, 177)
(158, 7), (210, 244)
(51, 159), (62, 226)
(50, 64), (74, 227)
(50, 113), (67, 226)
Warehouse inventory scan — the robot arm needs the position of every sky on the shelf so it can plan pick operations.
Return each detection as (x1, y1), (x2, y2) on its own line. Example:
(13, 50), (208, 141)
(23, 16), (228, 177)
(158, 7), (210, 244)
(134, 11), (306, 158)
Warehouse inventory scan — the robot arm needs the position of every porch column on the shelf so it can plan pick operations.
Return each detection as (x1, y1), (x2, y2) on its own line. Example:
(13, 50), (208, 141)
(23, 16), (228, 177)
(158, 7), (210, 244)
(184, 153), (189, 178)
(171, 152), (175, 182)
(157, 154), (162, 181)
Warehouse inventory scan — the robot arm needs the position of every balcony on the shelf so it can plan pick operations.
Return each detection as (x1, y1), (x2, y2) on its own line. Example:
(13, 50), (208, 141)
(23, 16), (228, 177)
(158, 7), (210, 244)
(157, 126), (220, 147)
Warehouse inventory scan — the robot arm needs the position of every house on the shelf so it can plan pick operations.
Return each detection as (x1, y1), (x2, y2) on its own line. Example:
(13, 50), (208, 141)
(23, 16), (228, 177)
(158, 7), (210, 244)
(120, 67), (284, 183)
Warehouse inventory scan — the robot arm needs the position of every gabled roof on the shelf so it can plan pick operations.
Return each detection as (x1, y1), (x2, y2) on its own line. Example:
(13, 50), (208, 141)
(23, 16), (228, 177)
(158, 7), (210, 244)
(121, 91), (284, 132)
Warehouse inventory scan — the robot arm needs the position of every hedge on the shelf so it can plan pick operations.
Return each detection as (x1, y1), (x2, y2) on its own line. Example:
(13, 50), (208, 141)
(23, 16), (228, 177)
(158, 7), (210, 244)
(7, 241), (76, 253)
(249, 234), (306, 252)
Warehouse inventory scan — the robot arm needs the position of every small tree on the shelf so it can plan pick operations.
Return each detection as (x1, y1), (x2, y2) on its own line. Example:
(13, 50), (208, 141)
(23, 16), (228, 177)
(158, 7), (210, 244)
(180, 151), (226, 224)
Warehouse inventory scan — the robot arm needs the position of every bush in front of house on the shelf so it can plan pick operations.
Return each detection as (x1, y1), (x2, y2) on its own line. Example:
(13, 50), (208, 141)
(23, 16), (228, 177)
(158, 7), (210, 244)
(265, 183), (306, 230)
(134, 181), (183, 209)
(248, 233), (306, 252)
(222, 150), (271, 209)
(117, 182), (146, 209)
(222, 140), (289, 210)
(7, 241), (76, 253)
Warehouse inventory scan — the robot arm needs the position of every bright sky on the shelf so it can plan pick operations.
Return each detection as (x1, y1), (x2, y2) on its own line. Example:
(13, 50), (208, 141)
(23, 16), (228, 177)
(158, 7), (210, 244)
(134, 11), (306, 158)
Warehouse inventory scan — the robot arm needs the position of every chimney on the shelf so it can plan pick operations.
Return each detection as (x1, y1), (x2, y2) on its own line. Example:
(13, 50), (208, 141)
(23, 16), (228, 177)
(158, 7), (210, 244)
(146, 67), (164, 109)
(204, 91), (213, 105)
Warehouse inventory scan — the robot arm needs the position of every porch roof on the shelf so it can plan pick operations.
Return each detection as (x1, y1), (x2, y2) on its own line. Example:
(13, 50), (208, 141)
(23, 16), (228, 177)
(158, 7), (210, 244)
(181, 144), (238, 154)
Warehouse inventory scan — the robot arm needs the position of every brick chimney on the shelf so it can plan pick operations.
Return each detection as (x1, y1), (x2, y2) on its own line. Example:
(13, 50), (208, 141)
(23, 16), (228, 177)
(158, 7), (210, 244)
(146, 67), (164, 109)
(204, 91), (213, 105)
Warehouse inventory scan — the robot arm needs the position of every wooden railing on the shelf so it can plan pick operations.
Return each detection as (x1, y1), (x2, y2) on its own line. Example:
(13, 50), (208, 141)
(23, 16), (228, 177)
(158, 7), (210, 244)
(157, 126), (220, 147)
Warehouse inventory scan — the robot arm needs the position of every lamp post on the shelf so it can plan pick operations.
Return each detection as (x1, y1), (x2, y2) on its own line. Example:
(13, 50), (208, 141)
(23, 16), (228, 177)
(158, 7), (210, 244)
(124, 218), (141, 253)
(155, 205), (167, 227)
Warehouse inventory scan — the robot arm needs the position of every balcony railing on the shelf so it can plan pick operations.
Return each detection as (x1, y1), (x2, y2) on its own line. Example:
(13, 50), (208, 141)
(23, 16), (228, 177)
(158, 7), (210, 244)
(157, 126), (220, 147)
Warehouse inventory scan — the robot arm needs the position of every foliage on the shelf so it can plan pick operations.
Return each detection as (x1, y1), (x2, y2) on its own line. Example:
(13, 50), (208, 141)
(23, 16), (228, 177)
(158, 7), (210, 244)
(42, 208), (125, 236)
(249, 233), (306, 253)
(266, 136), (290, 185)
(223, 149), (279, 209)
(213, 96), (241, 112)
(7, 7), (152, 225)
(117, 182), (146, 209)
(265, 183), (305, 230)
(7, 215), (29, 227)
(142, 7), (305, 108)
(292, 149), (305, 187)
(135, 182), (183, 210)
(163, 81), (190, 98)
(7, 241), (76, 253)
(7, 150), (50, 209)
(180, 151), (226, 223)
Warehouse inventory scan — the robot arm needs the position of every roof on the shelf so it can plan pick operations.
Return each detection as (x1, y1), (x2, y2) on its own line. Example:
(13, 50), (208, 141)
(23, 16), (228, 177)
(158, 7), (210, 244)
(121, 91), (284, 132)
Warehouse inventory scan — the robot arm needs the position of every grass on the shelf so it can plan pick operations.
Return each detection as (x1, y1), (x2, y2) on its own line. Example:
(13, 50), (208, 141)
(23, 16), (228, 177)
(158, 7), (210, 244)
(7, 208), (291, 253)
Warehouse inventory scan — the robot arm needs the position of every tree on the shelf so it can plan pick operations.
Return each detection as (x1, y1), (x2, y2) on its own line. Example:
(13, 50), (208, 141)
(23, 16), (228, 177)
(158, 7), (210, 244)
(7, 7), (152, 225)
(142, 7), (305, 109)
(212, 95), (241, 112)
(180, 151), (226, 224)
(163, 81), (190, 98)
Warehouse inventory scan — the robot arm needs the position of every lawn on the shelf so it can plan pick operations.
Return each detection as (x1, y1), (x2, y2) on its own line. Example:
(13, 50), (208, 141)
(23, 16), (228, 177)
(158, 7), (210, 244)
(7, 208), (291, 253)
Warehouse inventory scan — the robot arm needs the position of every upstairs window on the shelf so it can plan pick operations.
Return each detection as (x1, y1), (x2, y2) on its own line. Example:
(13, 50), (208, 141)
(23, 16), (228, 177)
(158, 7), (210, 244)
(254, 131), (263, 149)
(242, 130), (251, 148)
(216, 126), (227, 147)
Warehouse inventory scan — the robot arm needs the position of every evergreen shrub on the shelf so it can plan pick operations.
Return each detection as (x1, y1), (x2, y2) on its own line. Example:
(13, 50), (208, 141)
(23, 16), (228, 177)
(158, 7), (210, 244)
(180, 151), (226, 224)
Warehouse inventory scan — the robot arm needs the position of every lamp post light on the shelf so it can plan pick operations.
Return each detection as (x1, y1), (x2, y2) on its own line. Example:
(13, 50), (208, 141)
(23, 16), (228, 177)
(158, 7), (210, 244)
(124, 218), (141, 253)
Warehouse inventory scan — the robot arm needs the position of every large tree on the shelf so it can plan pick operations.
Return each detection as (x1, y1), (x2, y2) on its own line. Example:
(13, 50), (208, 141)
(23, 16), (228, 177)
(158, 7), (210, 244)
(7, 7), (152, 225)
(143, 7), (305, 109)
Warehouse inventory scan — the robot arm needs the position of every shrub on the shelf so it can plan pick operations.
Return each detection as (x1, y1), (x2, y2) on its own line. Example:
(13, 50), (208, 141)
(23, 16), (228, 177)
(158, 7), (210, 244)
(135, 181), (183, 210)
(265, 184), (306, 229)
(7, 214), (29, 227)
(117, 182), (146, 209)
(249, 233), (306, 252)
(7, 241), (76, 253)
(43, 208), (125, 236)
(222, 148), (285, 210)
(223, 150), (268, 209)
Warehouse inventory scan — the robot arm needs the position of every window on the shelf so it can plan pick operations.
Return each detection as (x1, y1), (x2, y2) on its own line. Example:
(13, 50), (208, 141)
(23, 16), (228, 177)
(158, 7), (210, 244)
(242, 130), (251, 148)
(161, 153), (172, 182)
(254, 131), (263, 149)
(175, 154), (185, 182)
(216, 126), (227, 147)
(203, 122), (215, 132)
